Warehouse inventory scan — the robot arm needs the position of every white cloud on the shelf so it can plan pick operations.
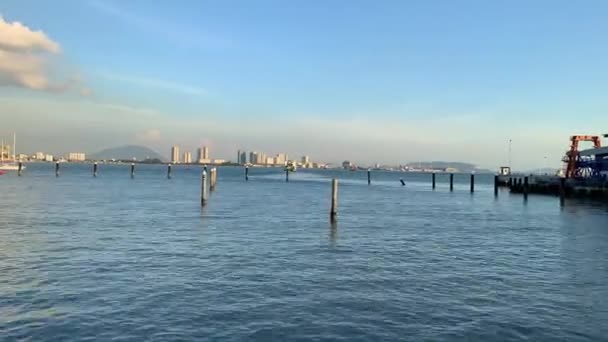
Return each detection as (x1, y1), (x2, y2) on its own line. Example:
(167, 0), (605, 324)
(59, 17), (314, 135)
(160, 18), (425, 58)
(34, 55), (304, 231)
(87, 0), (230, 50)
(98, 71), (207, 96)
(0, 16), (88, 94)
(0, 17), (60, 53)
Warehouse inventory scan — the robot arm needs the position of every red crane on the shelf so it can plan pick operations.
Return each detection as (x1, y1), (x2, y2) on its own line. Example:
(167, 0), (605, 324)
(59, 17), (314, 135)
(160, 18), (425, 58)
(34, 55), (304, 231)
(563, 135), (602, 178)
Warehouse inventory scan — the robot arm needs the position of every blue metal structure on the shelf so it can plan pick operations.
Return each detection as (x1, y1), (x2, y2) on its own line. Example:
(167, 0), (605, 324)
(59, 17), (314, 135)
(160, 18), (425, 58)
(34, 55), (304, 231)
(575, 147), (608, 179)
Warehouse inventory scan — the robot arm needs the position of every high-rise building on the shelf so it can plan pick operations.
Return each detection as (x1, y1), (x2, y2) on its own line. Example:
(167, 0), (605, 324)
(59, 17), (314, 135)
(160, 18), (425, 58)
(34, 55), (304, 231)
(68, 152), (86, 161)
(203, 146), (209, 160)
(258, 152), (267, 165)
(184, 152), (192, 164)
(266, 156), (275, 165)
(240, 151), (247, 164)
(196, 146), (210, 163)
(35, 152), (45, 160)
(237, 150), (241, 164)
(171, 146), (180, 163)
(275, 153), (287, 165)
(301, 155), (310, 165)
(250, 151), (259, 164)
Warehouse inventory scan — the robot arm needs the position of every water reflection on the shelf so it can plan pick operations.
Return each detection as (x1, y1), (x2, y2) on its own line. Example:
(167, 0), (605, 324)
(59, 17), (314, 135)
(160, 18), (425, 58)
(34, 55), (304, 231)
(329, 221), (338, 247)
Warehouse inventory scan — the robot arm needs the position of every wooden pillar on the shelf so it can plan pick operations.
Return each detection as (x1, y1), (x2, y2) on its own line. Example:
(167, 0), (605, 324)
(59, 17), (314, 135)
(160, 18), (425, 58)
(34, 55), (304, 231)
(559, 177), (566, 205)
(245, 166), (249, 181)
(55, 162), (60, 177)
(93, 162), (98, 177)
(494, 175), (499, 196)
(367, 169), (371, 185)
(167, 164), (172, 179)
(18, 162), (23, 176)
(130, 163), (135, 178)
(432, 173), (436, 189)
(201, 170), (208, 206)
(450, 173), (454, 192)
(330, 179), (338, 222)
(470, 173), (475, 193)
(524, 176), (529, 197)
(210, 168), (217, 191)
(286, 169), (289, 182)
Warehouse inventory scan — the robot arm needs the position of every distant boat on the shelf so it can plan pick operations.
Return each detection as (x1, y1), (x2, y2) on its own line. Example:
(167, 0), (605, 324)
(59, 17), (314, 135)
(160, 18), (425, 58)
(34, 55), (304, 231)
(0, 133), (25, 172)
(0, 163), (20, 171)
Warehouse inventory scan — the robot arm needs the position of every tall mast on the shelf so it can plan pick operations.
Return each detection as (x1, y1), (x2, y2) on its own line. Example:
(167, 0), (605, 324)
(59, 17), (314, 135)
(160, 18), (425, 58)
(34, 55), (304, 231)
(13, 132), (16, 161)
(508, 139), (512, 169)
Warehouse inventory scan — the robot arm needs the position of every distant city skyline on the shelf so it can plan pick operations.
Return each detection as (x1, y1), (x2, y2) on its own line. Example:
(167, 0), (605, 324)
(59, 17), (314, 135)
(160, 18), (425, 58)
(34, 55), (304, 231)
(2, 1), (608, 169)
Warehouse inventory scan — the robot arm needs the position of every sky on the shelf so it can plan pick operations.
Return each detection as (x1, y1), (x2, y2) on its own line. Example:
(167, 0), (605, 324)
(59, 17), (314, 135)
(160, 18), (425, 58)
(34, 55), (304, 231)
(1, 0), (608, 170)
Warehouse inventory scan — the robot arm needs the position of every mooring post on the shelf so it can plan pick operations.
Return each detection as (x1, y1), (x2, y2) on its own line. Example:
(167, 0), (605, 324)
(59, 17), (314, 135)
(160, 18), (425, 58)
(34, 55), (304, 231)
(494, 175), (499, 196)
(55, 162), (60, 177)
(210, 168), (217, 191)
(130, 163), (135, 178)
(367, 169), (371, 185)
(93, 162), (98, 177)
(245, 166), (249, 181)
(286, 169), (289, 182)
(330, 179), (338, 222)
(432, 173), (436, 189)
(450, 173), (454, 192)
(518, 178), (523, 190)
(201, 170), (208, 206)
(167, 164), (172, 179)
(18, 161), (23, 176)
(470, 173), (475, 193)
(559, 177), (566, 205)
(524, 176), (529, 197)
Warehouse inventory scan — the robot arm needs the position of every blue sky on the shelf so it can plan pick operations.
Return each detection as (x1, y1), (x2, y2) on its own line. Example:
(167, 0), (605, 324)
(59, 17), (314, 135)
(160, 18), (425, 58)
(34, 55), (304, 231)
(1, 0), (608, 169)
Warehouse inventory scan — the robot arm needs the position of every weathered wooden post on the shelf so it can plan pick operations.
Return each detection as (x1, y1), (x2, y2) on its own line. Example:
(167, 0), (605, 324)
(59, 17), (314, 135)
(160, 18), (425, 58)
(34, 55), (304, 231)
(432, 173), (436, 189)
(367, 169), (371, 185)
(18, 162), (23, 176)
(330, 179), (338, 222)
(210, 168), (217, 191)
(130, 163), (135, 178)
(470, 173), (475, 193)
(559, 177), (566, 205)
(450, 173), (454, 192)
(201, 170), (208, 206)
(245, 166), (249, 181)
(524, 176), (529, 197)
(93, 162), (98, 177)
(494, 175), (499, 196)
(55, 162), (60, 177)
(286, 169), (289, 182)
(167, 164), (172, 179)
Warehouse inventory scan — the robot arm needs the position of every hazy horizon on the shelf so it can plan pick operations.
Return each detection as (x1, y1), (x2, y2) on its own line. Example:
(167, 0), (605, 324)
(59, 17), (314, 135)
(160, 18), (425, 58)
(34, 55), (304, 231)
(2, 0), (608, 169)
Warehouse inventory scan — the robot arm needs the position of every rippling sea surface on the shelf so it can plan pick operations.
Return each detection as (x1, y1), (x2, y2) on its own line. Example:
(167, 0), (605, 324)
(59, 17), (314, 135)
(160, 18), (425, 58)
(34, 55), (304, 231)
(1, 163), (608, 341)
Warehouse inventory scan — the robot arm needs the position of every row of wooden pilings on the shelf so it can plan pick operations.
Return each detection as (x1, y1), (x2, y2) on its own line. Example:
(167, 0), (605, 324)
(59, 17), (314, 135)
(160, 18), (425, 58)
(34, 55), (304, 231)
(18, 163), (501, 222)
(507, 175), (568, 203)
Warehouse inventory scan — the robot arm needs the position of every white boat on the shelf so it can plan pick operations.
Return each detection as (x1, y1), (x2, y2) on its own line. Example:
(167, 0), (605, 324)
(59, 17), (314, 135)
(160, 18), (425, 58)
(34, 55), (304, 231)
(0, 133), (25, 171)
(0, 163), (20, 171)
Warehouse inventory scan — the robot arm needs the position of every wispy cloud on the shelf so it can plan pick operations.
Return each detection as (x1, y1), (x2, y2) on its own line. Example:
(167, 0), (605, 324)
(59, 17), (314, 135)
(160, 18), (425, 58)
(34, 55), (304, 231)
(0, 16), (90, 94)
(87, 0), (231, 50)
(98, 71), (207, 96)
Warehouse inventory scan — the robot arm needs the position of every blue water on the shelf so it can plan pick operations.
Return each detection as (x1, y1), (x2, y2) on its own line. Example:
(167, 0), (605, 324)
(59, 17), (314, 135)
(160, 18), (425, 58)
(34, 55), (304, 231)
(1, 163), (608, 341)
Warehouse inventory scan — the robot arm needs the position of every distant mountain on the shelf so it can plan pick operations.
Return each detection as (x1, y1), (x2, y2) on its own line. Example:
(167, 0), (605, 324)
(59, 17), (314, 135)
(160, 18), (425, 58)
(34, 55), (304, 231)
(405, 161), (493, 174)
(89, 145), (164, 162)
